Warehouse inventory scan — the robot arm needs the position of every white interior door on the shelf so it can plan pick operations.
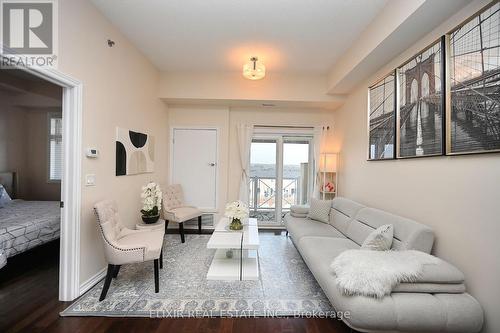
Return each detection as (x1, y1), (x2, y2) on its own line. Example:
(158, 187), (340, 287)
(171, 128), (217, 210)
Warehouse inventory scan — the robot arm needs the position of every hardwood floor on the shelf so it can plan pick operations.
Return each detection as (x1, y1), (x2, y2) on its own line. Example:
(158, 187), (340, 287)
(0, 239), (354, 333)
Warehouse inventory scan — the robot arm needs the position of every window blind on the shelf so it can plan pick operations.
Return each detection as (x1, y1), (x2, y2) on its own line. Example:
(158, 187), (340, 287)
(48, 113), (63, 181)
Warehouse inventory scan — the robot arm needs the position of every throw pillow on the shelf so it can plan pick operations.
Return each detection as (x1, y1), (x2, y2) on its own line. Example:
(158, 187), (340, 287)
(361, 224), (394, 251)
(307, 198), (332, 223)
(0, 184), (12, 208)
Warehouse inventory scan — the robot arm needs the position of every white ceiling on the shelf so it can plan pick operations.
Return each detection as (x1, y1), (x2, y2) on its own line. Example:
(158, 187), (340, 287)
(91, 0), (388, 74)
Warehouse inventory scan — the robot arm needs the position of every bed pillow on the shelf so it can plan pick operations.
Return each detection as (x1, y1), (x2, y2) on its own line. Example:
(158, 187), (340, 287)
(361, 224), (394, 251)
(307, 198), (332, 223)
(0, 184), (12, 208)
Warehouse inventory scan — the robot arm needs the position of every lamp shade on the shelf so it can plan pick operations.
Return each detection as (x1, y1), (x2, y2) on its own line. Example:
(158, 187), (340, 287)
(319, 153), (337, 172)
(243, 57), (265, 80)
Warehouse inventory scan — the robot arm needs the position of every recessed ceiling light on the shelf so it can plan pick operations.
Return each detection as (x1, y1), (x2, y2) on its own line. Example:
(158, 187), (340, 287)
(243, 57), (265, 80)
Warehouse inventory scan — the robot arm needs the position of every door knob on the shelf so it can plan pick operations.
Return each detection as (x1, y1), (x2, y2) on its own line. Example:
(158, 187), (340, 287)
(208, 162), (216, 166)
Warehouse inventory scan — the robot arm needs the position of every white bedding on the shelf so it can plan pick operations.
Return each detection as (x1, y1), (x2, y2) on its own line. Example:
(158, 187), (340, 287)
(0, 200), (60, 269)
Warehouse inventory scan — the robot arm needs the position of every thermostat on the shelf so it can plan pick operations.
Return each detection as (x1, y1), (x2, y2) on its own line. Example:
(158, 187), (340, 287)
(86, 148), (99, 158)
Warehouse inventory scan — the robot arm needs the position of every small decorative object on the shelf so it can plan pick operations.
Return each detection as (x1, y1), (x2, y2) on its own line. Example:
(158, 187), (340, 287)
(226, 250), (233, 259)
(225, 200), (249, 231)
(322, 182), (335, 193)
(140, 182), (162, 224)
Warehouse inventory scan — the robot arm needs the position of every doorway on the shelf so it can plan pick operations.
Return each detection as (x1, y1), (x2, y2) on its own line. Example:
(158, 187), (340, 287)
(249, 127), (313, 227)
(170, 128), (218, 211)
(0, 58), (83, 301)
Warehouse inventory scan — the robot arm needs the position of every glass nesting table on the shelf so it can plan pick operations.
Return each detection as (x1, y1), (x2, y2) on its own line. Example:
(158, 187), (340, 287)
(206, 217), (259, 280)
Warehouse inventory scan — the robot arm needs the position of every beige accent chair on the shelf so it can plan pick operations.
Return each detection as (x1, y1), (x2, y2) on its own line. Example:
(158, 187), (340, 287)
(94, 200), (165, 301)
(162, 184), (203, 243)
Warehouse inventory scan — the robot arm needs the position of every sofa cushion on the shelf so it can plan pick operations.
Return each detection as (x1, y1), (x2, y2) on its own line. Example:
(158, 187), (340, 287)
(347, 207), (434, 253)
(393, 282), (466, 293)
(417, 259), (465, 284)
(329, 197), (365, 234)
(284, 215), (346, 241)
(307, 198), (332, 223)
(297, 236), (359, 269)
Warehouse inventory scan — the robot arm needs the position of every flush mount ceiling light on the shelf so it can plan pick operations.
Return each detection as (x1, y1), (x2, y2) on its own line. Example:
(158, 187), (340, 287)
(243, 57), (266, 80)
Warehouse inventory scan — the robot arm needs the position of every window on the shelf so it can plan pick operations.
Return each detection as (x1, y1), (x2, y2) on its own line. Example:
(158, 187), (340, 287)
(249, 127), (314, 226)
(48, 113), (63, 182)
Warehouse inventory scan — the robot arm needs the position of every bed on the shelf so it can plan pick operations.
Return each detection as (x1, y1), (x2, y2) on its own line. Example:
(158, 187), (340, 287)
(0, 172), (60, 269)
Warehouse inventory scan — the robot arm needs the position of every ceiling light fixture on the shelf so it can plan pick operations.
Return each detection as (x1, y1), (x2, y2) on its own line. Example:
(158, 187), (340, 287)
(243, 57), (265, 80)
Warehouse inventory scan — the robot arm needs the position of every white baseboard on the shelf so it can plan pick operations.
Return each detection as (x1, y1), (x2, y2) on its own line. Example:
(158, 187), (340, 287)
(79, 266), (106, 296)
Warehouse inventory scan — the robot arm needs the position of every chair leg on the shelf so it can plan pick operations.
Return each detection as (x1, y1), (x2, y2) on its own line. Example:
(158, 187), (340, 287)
(198, 216), (202, 234)
(154, 259), (159, 293)
(159, 249), (163, 269)
(99, 264), (114, 301)
(179, 222), (185, 243)
(113, 265), (121, 278)
(165, 220), (169, 233)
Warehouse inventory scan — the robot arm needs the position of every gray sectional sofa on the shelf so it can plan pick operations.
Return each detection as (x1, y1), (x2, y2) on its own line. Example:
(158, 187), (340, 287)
(284, 197), (483, 333)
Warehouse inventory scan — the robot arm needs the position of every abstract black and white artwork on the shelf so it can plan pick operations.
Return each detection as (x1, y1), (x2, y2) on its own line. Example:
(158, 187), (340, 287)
(398, 41), (443, 158)
(448, 2), (500, 154)
(368, 73), (395, 160)
(115, 127), (155, 176)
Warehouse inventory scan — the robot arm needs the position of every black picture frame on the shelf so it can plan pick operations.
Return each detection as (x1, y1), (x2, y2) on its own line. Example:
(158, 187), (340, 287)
(367, 72), (397, 160)
(446, 1), (500, 155)
(396, 38), (445, 159)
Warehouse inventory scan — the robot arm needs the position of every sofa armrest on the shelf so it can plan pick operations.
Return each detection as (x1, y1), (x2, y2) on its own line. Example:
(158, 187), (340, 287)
(290, 204), (309, 215)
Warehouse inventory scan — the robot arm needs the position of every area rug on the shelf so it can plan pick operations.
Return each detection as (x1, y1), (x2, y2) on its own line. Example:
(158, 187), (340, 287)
(61, 233), (334, 317)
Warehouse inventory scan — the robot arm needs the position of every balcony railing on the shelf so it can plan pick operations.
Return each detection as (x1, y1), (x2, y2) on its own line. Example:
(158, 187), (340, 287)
(248, 177), (302, 224)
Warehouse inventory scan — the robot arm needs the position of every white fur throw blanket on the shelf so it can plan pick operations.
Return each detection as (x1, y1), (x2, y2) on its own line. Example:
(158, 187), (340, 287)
(330, 249), (440, 298)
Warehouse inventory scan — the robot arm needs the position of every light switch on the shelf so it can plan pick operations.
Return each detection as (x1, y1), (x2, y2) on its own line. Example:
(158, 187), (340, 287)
(85, 174), (96, 186)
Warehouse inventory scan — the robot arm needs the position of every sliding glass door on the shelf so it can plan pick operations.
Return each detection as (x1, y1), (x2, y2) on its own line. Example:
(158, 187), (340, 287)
(282, 139), (311, 209)
(249, 139), (278, 224)
(249, 132), (313, 227)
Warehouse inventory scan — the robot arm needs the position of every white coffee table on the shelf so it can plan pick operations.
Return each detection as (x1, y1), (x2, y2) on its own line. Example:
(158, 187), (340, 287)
(206, 217), (259, 281)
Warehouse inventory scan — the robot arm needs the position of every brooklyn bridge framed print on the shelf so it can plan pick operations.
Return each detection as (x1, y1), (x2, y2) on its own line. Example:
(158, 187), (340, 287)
(396, 39), (445, 158)
(368, 72), (396, 160)
(446, 1), (500, 155)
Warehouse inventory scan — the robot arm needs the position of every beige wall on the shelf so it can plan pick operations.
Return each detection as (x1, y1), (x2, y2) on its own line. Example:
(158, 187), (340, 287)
(58, 0), (168, 284)
(332, 1), (499, 332)
(23, 109), (62, 201)
(0, 106), (61, 201)
(167, 105), (334, 220)
(0, 107), (27, 195)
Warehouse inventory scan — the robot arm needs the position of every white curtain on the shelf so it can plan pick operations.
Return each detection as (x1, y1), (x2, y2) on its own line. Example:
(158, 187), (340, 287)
(237, 123), (254, 203)
(312, 126), (326, 199)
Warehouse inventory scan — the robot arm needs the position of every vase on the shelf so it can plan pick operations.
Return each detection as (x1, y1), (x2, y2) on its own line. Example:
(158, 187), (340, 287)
(142, 214), (160, 224)
(229, 218), (243, 230)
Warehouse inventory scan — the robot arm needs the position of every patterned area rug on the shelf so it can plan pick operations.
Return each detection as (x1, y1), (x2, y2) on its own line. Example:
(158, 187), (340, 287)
(61, 233), (334, 317)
